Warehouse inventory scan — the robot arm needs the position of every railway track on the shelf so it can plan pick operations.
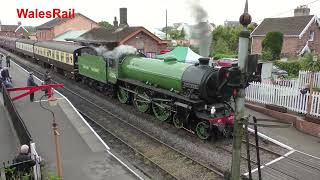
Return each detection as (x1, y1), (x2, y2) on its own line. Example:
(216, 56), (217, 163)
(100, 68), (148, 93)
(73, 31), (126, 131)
(4, 49), (226, 179)
(78, 110), (178, 180)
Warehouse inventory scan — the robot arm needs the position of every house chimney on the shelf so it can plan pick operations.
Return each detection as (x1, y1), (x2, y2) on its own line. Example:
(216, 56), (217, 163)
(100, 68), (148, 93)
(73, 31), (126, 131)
(294, 5), (310, 16)
(119, 8), (128, 26)
(113, 16), (118, 27)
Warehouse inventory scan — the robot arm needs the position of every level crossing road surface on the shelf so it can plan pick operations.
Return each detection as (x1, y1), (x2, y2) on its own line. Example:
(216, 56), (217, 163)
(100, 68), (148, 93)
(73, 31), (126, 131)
(6, 61), (144, 179)
(244, 109), (320, 180)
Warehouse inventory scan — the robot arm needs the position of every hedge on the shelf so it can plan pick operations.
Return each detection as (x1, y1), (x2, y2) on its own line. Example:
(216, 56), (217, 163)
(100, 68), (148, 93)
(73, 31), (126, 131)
(274, 60), (301, 77)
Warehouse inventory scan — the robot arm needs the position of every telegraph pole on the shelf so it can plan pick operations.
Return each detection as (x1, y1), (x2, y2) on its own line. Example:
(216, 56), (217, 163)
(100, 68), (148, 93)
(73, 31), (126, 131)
(230, 0), (252, 179)
(165, 9), (168, 40)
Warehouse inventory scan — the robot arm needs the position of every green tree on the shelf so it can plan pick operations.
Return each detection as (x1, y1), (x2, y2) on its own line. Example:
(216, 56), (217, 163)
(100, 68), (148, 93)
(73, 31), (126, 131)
(301, 53), (320, 72)
(262, 32), (283, 60)
(162, 26), (187, 40)
(212, 37), (230, 54)
(211, 25), (242, 55)
(98, 21), (113, 29)
(180, 28), (186, 39)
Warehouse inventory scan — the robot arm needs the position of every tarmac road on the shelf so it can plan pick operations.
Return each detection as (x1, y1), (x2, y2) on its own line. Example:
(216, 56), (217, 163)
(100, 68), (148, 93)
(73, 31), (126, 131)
(245, 108), (320, 157)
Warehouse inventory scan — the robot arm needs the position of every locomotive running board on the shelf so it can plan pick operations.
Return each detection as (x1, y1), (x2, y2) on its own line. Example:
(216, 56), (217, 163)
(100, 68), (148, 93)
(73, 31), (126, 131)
(118, 78), (204, 105)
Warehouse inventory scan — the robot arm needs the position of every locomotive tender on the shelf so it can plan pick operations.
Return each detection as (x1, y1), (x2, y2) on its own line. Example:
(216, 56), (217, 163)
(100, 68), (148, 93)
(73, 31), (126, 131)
(0, 36), (235, 140)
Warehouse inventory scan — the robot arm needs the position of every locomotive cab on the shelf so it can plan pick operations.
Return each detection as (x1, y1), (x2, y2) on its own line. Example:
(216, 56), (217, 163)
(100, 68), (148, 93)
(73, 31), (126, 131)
(181, 58), (232, 104)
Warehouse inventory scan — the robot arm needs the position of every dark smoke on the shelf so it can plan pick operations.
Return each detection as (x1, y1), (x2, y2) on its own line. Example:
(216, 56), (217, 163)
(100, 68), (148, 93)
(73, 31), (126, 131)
(189, 0), (212, 57)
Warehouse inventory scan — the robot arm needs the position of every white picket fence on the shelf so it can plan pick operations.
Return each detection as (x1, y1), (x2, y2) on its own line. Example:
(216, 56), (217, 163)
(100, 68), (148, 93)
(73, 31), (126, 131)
(299, 71), (320, 88)
(246, 82), (320, 117)
(262, 71), (320, 88)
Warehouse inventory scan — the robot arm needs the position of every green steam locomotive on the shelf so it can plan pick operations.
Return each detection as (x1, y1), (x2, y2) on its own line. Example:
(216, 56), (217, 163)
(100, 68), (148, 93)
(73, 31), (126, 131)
(0, 36), (235, 140)
(77, 46), (235, 140)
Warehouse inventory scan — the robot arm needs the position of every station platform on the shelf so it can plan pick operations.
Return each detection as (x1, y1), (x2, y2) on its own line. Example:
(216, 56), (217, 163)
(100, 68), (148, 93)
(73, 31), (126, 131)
(0, 95), (19, 164)
(6, 61), (143, 179)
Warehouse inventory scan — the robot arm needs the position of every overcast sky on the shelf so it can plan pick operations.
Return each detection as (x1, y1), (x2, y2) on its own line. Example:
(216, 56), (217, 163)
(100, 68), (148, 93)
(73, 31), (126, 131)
(1, 0), (320, 28)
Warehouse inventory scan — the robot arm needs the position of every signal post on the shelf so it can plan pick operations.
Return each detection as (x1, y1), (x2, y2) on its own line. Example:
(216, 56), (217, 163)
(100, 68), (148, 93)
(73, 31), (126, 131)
(230, 0), (252, 179)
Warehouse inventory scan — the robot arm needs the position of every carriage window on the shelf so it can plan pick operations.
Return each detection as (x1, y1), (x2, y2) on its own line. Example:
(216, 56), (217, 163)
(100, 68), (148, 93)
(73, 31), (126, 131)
(47, 50), (51, 58)
(66, 53), (70, 63)
(56, 51), (60, 61)
(60, 52), (65, 62)
(69, 54), (73, 64)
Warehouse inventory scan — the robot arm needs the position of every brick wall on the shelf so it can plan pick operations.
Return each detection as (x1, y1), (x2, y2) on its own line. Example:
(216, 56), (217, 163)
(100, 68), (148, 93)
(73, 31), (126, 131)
(0, 31), (24, 38)
(53, 15), (99, 37)
(251, 36), (263, 54)
(252, 36), (299, 56)
(300, 22), (320, 55)
(0, 32), (16, 37)
(124, 32), (166, 57)
(36, 29), (53, 40)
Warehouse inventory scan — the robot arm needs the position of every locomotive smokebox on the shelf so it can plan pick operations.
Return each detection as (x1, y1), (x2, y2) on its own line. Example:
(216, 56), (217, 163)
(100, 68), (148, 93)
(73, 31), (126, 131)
(198, 58), (209, 66)
(120, 8), (128, 26)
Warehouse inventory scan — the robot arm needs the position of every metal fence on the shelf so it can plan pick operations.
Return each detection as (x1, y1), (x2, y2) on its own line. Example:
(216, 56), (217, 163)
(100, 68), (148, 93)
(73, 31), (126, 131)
(1, 85), (42, 179)
(2, 86), (32, 146)
(1, 155), (41, 180)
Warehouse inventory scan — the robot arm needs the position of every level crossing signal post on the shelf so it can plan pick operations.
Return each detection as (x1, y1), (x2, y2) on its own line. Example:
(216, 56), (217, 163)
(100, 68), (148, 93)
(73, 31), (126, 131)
(230, 0), (252, 179)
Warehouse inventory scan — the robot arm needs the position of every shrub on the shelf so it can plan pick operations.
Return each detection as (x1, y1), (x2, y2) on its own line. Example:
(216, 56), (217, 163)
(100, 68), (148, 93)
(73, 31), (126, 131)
(300, 53), (320, 72)
(262, 32), (283, 60)
(261, 50), (273, 61)
(274, 60), (301, 76)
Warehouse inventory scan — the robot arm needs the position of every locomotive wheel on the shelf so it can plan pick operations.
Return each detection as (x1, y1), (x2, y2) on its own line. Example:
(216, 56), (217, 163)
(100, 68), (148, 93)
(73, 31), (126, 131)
(152, 101), (171, 122)
(117, 88), (130, 104)
(133, 88), (150, 113)
(196, 121), (210, 140)
(173, 113), (184, 129)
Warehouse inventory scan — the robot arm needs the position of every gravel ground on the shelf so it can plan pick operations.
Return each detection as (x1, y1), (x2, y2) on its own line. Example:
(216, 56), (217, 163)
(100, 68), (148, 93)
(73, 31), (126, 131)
(6, 50), (290, 176)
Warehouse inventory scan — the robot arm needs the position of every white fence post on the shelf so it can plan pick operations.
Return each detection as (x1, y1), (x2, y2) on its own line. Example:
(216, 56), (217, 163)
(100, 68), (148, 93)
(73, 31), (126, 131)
(245, 81), (320, 117)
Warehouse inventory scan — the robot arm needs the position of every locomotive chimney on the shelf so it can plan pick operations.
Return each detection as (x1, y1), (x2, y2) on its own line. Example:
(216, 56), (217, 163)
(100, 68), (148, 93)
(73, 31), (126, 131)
(198, 57), (210, 66)
(113, 16), (118, 27)
(119, 8), (128, 26)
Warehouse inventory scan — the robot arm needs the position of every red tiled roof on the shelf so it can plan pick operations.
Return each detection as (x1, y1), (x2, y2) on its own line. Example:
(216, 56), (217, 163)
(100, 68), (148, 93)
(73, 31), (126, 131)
(252, 15), (315, 36)
(0, 25), (19, 32)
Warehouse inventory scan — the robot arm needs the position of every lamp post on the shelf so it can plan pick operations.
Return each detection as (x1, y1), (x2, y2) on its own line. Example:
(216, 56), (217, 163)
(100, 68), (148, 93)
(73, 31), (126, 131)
(39, 94), (63, 179)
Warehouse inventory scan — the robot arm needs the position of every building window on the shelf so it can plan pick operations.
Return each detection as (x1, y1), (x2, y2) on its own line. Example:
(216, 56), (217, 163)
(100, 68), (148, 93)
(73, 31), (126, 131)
(309, 31), (314, 41)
